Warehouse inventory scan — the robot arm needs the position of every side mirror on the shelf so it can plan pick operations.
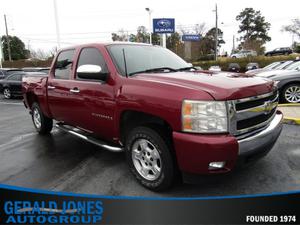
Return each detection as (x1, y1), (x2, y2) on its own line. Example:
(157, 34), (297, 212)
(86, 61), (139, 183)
(76, 64), (108, 82)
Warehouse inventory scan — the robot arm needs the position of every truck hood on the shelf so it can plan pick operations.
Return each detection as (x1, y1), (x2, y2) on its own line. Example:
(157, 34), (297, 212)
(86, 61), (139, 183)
(133, 71), (275, 100)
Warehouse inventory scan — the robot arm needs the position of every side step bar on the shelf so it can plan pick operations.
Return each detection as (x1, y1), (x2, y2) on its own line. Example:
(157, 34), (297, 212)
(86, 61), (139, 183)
(55, 123), (124, 152)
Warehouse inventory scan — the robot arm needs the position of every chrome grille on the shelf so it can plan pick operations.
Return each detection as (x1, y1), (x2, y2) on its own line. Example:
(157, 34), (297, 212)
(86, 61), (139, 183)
(228, 91), (279, 138)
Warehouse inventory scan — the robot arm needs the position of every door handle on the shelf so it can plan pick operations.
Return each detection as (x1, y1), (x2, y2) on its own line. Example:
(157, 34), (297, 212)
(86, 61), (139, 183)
(48, 85), (56, 90)
(70, 88), (80, 93)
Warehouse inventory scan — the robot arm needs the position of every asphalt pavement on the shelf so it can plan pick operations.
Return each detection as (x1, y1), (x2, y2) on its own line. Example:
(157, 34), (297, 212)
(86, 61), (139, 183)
(0, 96), (300, 197)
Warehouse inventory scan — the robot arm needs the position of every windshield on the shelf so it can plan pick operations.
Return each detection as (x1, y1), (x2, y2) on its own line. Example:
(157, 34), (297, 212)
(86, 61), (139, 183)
(276, 61), (293, 69)
(107, 44), (189, 76)
(285, 61), (300, 70)
(264, 62), (280, 69)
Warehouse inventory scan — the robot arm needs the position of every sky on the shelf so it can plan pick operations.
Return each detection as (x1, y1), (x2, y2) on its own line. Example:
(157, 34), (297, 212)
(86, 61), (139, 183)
(0, 0), (299, 55)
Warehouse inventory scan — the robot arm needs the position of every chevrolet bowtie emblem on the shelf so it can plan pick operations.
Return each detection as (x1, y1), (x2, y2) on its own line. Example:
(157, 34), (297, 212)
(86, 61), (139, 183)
(263, 101), (273, 114)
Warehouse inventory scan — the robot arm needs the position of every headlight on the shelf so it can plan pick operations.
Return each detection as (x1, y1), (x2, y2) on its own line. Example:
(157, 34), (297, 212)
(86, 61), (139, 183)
(182, 100), (228, 133)
(273, 80), (280, 87)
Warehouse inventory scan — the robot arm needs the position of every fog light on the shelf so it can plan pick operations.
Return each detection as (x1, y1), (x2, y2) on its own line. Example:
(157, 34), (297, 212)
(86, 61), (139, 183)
(209, 161), (226, 170)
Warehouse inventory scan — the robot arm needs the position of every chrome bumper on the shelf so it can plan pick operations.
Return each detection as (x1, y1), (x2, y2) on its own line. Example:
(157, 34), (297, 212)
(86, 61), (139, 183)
(238, 112), (283, 155)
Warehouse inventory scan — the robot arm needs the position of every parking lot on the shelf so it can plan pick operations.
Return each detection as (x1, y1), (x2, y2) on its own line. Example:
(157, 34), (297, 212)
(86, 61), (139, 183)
(0, 96), (300, 197)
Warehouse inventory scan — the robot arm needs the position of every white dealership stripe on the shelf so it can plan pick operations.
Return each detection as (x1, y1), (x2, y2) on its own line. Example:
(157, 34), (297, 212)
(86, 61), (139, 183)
(0, 102), (23, 106)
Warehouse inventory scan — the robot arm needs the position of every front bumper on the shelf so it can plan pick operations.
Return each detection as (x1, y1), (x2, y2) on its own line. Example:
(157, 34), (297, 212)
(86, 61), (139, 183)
(173, 111), (283, 174)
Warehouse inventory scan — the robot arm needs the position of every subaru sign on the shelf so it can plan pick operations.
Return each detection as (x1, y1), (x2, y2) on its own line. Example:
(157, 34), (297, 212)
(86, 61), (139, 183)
(153, 18), (175, 33)
(182, 34), (201, 42)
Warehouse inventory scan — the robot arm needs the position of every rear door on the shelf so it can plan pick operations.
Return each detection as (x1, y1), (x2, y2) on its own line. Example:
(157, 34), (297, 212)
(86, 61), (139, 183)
(47, 49), (76, 124)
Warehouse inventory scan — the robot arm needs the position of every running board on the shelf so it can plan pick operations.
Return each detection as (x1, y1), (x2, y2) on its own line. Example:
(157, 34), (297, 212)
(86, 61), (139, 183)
(55, 123), (124, 152)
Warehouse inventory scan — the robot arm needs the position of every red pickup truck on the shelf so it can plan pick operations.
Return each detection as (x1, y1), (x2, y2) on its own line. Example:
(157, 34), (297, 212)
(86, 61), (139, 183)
(22, 43), (283, 191)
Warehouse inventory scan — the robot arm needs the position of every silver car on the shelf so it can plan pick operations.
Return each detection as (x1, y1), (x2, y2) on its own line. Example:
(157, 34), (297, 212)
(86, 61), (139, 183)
(256, 61), (300, 103)
(231, 50), (257, 58)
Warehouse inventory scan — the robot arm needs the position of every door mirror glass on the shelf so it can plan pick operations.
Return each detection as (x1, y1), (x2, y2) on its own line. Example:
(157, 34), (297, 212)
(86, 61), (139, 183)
(76, 64), (108, 81)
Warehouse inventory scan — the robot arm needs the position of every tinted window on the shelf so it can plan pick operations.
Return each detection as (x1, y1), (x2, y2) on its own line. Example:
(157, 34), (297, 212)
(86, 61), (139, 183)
(54, 49), (75, 79)
(76, 47), (108, 79)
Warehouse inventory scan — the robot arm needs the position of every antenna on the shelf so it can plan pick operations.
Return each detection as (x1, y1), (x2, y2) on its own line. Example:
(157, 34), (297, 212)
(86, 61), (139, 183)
(122, 48), (128, 77)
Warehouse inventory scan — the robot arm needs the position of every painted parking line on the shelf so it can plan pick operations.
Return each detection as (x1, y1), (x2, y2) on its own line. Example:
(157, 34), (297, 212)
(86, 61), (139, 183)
(278, 103), (300, 126)
(0, 102), (23, 106)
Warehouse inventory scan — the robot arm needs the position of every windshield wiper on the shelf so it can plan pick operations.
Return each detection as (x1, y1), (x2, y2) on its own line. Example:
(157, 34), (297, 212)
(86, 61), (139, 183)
(129, 67), (177, 76)
(176, 66), (196, 71)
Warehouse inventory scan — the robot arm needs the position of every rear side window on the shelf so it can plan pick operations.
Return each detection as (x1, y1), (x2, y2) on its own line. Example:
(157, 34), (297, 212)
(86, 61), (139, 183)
(7, 70), (23, 76)
(8, 74), (22, 81)
(76, 47), (108, 79)
(54, 49), (75, 79)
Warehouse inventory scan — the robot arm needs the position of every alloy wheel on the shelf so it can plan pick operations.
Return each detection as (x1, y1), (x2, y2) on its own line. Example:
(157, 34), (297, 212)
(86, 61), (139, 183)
(285, 86), (300, 103)
(3, 89), (11, 99)
(131, 139), (162, 181)
(33, 108), (42, 129)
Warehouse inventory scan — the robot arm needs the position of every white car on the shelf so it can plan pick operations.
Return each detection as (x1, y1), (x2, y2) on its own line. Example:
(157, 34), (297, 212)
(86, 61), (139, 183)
(231, 50), (257, 58)
(208, 65), (222, 72)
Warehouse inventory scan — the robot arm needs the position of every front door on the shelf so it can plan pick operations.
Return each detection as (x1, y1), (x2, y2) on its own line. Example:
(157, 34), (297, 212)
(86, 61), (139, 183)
(70, 47), (115, 141)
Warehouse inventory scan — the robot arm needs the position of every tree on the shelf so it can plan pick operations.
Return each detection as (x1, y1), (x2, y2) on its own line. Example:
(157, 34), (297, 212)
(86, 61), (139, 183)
(136, 26), (149, 43)
(167, 32), (183, 54)
(236, 8), (271, 53)
(292, 42), (300, 53)
(197, 28), (225, 56)
(29, 48), (51, 60)
(111, 29), (128, 42)
(282, 19), (300, 39)
(1, 35), (29, 60)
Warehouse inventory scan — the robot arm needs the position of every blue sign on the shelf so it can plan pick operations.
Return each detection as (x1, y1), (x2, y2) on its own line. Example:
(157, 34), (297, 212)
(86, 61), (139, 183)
(182, 34), (201, 42)
(153, 18), (175, 33)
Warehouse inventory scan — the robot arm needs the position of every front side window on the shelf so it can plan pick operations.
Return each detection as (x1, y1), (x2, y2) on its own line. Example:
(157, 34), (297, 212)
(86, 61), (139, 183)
(76, 47), (108, 79)
(107, 44), (189, 76)
(54, 49), (75, 79)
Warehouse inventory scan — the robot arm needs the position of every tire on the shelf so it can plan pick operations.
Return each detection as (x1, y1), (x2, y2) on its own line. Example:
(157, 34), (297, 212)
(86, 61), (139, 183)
(281, 84), (300, 103)
(31, 102), (53, 135)
(125, 126), (175, 191)
(3, 88), (12, 99)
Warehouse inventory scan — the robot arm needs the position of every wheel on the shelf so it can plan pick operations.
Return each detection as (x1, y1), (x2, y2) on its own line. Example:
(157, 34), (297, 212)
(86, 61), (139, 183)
(266, 54), (271, 57)
(281, 84), (300, 103)
(31, 102), (53, 134)
(3, 88), (12, 99)
(125, 126), (175, 191)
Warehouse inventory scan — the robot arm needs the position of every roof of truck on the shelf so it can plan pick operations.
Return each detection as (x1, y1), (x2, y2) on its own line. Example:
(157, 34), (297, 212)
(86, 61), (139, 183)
(59, 42), (155, 51)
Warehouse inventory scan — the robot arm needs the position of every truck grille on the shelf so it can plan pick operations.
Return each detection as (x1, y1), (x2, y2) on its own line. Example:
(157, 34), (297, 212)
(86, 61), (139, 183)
(228, 91), (279, 138)
(236, 108), (276, 130)
(235, 92), (278, 111)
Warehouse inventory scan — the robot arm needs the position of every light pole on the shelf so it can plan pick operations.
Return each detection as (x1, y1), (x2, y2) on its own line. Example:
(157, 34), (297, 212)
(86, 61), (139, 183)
(213, 4), (218, 61)
(53, 0), (61, 49)
(4, 14), (12, 61)
(145, 8), (152, 45)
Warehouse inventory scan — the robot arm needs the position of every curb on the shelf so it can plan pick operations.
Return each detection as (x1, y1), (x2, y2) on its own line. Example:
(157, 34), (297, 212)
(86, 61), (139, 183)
(278, 104), (300, 125)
